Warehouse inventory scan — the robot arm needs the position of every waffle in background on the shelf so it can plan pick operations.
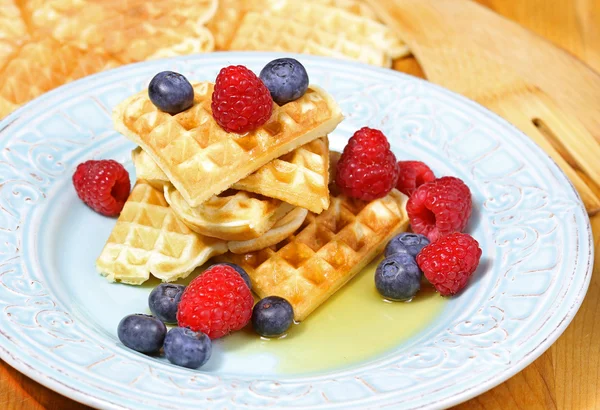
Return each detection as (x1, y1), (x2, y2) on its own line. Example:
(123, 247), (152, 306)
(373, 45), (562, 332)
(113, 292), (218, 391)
(207, 0), (384, 50)
(0, 0), (218, 119)
(0, 0), (27, 63)
(211, 0), (409, 67)
(0, 38), (120, 118)
(0, 0), (411, 120)
(22, 0), (217, 63)
(269, 1), (409, 60)
(0, 0), (28, 117)
(229, 13), (391, 68)
(205, 0), (261, 51)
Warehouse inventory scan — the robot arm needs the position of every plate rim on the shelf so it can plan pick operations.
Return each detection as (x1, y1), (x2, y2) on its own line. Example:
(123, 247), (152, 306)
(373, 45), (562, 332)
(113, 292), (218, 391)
(0, 51), (593, 410)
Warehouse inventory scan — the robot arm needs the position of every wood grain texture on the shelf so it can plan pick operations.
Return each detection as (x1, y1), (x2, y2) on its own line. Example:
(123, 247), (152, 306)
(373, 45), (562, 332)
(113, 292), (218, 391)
(369, 0), (600, 214)
(477, 0), (600, 73)
(0, 361), (88, 410)
(1, 0), (599, 409)
(377, 0), (600, 143)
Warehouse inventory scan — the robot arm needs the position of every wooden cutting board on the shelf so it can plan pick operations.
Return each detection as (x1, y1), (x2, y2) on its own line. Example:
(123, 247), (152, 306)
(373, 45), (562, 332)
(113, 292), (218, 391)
(370, 0), (600, 216)
(367, 1), (600, 409)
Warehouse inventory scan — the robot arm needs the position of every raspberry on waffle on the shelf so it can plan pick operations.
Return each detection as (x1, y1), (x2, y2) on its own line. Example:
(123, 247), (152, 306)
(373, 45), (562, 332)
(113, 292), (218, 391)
(336, 127), (399, 201)
(114, 81), (343, 207)
(132, 136), (331, 213)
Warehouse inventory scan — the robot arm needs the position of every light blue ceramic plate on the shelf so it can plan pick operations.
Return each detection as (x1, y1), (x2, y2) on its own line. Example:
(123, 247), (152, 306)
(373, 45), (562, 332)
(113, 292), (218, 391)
(0, 53), (592, 410)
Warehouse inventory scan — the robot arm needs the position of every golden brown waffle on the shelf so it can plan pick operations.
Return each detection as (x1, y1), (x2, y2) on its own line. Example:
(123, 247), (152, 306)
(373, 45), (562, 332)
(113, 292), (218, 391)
(131, 147), (170, 190)
(23, 0), (217, 63)
(96, 181), (227, 285)
(205, 0), (258, 50)
(164, 183), (294, 241)
(233, 136), (330, 213)
(133, 136), (330, 213)
(311, 0), (379, 19)
(268, 1), (410, 60)
(229, 12), (391, 68)
(0, 38), (119, 118)
(0, 0), (28, 65)
(219, 170), (410, 321)
(227, 207), (308, 254)
(114, 81), (343, 207)
(140, 145), (309, 248)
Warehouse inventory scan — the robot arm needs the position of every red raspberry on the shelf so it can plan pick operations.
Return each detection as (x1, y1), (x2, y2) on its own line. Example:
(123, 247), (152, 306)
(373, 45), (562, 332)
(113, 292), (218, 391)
(335, 127), (399, 201)
(177, 265), (253, 339)
(407, 176), (472, 242)
(396, 161), (435, 197)
(211, 65), (273, 133)
(417, 232), (482, 296)
(72, 159), (130, 216)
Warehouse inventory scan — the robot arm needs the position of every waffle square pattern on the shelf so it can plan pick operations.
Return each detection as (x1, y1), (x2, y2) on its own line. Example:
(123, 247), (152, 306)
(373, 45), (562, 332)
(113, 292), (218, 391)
(132, 136), (331, 213)
(220, 187), (409, 321)
(96, 181), (227, 285)
(113, 82), (343, 207)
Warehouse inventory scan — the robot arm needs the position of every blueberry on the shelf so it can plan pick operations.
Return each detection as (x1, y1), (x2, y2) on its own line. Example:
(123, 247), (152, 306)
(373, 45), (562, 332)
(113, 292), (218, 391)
(148, 71), (194, 114)
(210, 263), (251, 290)
(252, 296), (294, 337)
(384, 233), (430, 259)
(375, 254), (421, 301)
(259, 58), (309, 105)
(164, 327), (212, 369)
(117, 314), (166, 354)
(148, 283), (185, 323)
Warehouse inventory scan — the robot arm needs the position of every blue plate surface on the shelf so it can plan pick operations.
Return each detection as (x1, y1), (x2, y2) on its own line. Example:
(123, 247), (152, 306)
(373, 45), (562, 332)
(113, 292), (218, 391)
(0, 53), (592, 409)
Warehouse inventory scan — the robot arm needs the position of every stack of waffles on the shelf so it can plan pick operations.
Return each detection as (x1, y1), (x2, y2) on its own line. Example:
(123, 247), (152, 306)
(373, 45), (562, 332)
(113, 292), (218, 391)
(0, 0), (409, 119)
(97, 81), (411, 321)
(210, 0), (409, 67)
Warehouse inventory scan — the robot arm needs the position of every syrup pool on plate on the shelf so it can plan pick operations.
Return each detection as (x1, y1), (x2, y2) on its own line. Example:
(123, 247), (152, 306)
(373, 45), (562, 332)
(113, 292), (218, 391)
(217, 257), (447, 374)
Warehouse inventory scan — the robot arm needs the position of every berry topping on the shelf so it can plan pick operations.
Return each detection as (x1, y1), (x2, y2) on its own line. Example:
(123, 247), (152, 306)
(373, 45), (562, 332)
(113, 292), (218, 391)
(209, 263), (252, 290)
(72, 159), (130, 216)
(335, 127), (399, 201)
(417, 232), (482, 296)
(375, 254), (421, 301)
(259, 58), (309, 105)
(252, 296), (294, 338)
(148, 283), (185, 324)
(117, 314), (166, 354)
(407, 176), (472, 242)
(211, 65), (273, 133)
(396, 160), (435, 196)
(148, 71), (194, 114)
(163, 327), (212, 369)
(384, 233), (430, 259)
(177, 264), (253, 339)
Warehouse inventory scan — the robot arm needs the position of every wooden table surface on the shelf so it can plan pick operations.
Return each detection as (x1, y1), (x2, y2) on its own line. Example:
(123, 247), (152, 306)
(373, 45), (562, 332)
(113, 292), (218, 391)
(1, 1), (599, 409)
